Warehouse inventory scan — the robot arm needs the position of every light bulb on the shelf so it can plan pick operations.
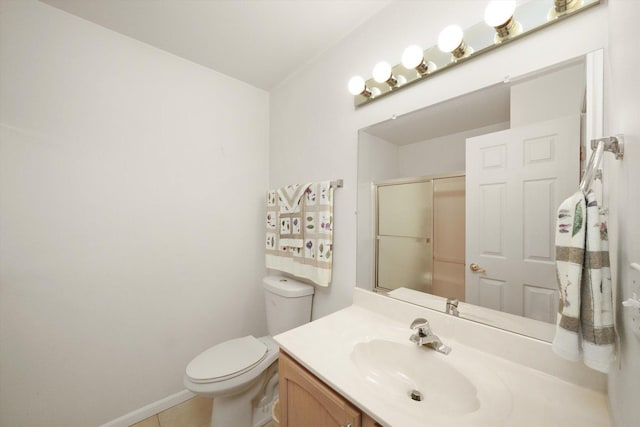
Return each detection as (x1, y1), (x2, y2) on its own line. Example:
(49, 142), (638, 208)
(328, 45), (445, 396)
(484, 1), (516, 28)
(348, 75), (366, 95)
(401, 45), (424, 69)
(485, 0), (521, 41)
(372, 62), (392, 84)
(437, 25), (464, 53)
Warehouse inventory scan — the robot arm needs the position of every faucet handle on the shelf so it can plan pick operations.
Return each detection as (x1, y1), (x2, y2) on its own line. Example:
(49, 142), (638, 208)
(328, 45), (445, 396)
(410, 318), (430, 333)
(410, 317), (428, 329)
(446, 298), (460, 316)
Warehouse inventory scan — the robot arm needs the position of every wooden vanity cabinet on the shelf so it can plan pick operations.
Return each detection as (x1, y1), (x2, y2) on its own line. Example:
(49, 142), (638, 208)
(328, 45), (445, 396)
(278, 350), (382, 427)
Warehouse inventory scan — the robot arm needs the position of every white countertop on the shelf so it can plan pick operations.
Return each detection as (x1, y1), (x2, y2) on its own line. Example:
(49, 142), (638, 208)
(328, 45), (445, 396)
(274, 289), (611, 427)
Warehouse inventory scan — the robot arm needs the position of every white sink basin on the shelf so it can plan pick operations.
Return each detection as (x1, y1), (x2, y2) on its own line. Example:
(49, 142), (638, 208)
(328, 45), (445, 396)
(351, 339), (480, 415)
(349, 338), (513, 425)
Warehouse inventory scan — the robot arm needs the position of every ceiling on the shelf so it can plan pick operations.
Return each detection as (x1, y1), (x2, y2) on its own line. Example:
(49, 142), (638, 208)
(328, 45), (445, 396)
(363, 83), (511, 145)
(41, 0), (393, 91)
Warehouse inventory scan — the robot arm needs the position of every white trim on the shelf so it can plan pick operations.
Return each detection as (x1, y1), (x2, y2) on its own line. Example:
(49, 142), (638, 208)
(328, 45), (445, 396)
(99, 389), (196, 427)
(585, 49), (605, 205)
(585, 49), (604, 146)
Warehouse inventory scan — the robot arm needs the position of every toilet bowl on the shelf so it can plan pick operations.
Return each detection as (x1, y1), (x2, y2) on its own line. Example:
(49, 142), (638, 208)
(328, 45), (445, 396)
(184, 336), (280, 427)
(184, 276), (314, 427)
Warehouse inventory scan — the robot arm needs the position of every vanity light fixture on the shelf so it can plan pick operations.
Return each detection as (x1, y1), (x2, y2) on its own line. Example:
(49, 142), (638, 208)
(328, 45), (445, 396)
(484, 0), (522, 42)
(348, 0), (601, 107)
(437, 25), (472, 60)
(401, 45), (436, 75)
(348, 75), (373, 98)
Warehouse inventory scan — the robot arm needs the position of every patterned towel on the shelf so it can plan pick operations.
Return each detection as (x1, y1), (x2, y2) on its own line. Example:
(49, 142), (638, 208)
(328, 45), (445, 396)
(552, 191), (615, 373)
(581, 191), (615, 372)
(553, 191), (586, 362)
(265, 181), (334, 286)
(276, 183), (311, 248)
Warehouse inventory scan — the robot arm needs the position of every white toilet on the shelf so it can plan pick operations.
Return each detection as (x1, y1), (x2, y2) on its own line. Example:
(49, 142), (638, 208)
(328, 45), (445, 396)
(184, 276), (314, 427)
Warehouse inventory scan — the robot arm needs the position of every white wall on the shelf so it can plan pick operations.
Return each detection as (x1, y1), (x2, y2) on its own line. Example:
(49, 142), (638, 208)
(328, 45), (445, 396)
(270, 0), (608, 319)
(510, 61), (586, 127)
(0, 2), (269, 426)
(355, 131), (399, 293)
(605, 1), (640, 425)
(398, 122), (509, 178)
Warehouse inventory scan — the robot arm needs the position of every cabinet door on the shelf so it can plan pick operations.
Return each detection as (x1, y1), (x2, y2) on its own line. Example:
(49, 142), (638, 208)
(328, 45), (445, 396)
(279, 351), (361, 427)
(362, 414), (382, 427)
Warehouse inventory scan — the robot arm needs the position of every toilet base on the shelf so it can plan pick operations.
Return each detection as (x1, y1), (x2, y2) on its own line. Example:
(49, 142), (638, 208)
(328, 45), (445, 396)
(209, 362), (278, 427)
(252, 393), (277, 427)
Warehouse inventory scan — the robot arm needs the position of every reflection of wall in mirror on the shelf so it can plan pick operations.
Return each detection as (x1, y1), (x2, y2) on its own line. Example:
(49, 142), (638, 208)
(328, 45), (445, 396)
(357, 132), (400, 291)
(510, 62), (585, 128)
(398, 122), (508, 177)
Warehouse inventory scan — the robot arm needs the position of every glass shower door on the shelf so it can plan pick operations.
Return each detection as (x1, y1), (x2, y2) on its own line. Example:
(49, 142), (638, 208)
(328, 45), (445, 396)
(376, 181), (433, 293)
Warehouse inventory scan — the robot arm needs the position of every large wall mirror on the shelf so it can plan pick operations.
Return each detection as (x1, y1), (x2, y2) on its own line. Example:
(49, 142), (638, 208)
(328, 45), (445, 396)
(356, 50), (603, 342)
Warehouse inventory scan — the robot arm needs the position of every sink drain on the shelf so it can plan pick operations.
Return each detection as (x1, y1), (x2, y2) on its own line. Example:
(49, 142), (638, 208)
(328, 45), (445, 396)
(409, 390), (423, 401)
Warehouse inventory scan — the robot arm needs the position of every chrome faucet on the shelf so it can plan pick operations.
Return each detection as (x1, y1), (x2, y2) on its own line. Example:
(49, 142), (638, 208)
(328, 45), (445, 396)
(446, 298), (459, 316)
(409, 318), (451, 355)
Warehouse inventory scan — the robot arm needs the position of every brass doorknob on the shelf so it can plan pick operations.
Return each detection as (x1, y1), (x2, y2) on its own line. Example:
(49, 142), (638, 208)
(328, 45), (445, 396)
(469, 263), (486, 273)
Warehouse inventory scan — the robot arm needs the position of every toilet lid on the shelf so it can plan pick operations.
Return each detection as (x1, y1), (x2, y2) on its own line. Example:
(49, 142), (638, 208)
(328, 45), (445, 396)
(186, 336), (267, 383)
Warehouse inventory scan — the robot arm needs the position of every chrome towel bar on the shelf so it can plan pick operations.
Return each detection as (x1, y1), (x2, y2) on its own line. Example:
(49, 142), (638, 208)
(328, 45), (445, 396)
(579, 135), (624, 193)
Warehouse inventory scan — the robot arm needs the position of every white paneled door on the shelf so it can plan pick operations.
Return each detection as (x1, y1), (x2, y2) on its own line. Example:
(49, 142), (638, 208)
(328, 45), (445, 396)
(465, 115), (580, 322)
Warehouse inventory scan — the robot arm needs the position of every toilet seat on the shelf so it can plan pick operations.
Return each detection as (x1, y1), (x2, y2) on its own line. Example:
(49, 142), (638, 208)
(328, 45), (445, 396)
(186, 336), (268, 384)
(184, 336), (280, 398)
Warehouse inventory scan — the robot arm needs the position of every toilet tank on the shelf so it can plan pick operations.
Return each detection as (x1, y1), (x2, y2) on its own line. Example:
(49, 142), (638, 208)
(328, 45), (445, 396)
(263, 276), (314, 336)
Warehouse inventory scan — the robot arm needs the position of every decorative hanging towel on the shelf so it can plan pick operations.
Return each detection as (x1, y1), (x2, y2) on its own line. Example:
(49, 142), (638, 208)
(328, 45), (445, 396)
(552, 190), (615, 373)
(265, 181), (334, 286)
(552, 191), (586, 362)
(276, 183), (311, 248)
(581, 191), (615, 372)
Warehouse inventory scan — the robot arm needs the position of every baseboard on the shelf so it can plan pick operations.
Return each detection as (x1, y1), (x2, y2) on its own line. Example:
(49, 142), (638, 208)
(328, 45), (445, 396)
(99, 389), (196, 427)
